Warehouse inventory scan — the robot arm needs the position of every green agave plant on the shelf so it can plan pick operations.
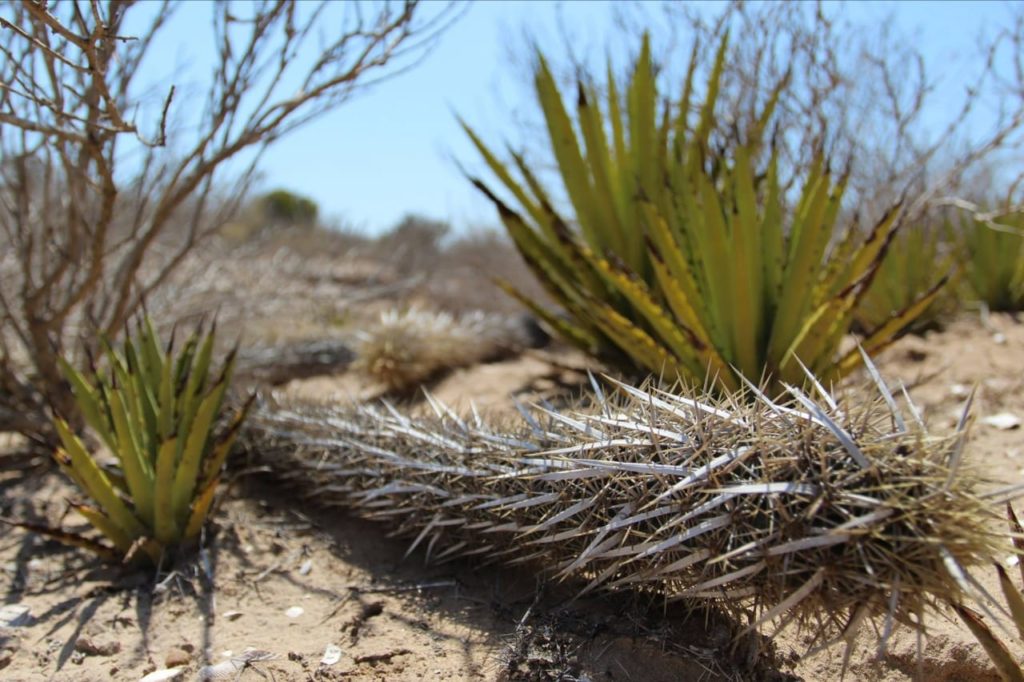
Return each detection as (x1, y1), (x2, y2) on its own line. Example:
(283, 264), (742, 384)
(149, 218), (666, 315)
(462, 35), (943, 395)
(964, 210), (1024, 312)
(854, 222), (958, 336)
(37, 317), (252, 565)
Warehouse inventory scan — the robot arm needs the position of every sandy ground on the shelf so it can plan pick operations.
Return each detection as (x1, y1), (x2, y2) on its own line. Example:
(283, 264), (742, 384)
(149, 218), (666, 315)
(4, 268), (1024, 681)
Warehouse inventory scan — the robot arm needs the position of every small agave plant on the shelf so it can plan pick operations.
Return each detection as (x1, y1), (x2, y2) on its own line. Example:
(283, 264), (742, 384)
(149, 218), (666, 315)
(36, 317), (252, 565)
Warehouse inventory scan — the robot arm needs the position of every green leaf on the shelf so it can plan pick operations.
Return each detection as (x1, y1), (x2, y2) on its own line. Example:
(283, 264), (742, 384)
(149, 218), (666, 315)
(153, 435), (180, 545)
(53, 419), (146, 539)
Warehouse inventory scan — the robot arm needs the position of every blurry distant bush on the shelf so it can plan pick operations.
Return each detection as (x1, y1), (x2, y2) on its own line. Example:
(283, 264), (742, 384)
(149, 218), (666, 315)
(259, 190), (320, 228)
(433, 229), (550, 315)
(373, 214), (450, 271)
(0, 1), (461, 448)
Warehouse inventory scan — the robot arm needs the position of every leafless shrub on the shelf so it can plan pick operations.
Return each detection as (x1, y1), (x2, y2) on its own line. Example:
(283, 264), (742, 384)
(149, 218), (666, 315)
(0, 0), (460, 447)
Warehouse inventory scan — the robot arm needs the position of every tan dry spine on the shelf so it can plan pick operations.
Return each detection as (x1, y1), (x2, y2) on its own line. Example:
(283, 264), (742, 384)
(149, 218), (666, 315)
(247, 372), (1011, 647)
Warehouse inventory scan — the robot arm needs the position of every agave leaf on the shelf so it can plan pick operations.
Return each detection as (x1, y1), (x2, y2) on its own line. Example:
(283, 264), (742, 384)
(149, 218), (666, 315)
(693, 33), (728, 149)
(183, 479), (218, 542)
(157, 355), (174, 441)
(760, 155), (785, 318)
(177, 323), (216, 459)
(835, 274), (951, 377)
(645, 235), (711, 347)
(694, 172), (738, 363)
(577, 81), (629, 263)
(173, 329), (200, 395)
(534, 51), (602, 249)
(4, 518), (120, 562)
(494, 279), (599, 354)
(108, 388), (154, 527)
(123, 338), (158, 458)
(587, 250), (729, 385)
(580, 295), (692, 386)
(459, 119), (547, 235)
(995, 563), (1024, 643)
(140, 316), (166, 390)
(53, 419), (146, 538)
(672, 39), (700, 157)
(728, 145), (763, 378)
(153, 435), (180, 545)
(198, 395), (256, 493)
(767, 168), (833, 362)
(58, 356), (115, 450)
(172, 367), (231, 525)
(954, 603), (1024, 682)
(74, 504), (134, 554)
(626, 35), (658, 265)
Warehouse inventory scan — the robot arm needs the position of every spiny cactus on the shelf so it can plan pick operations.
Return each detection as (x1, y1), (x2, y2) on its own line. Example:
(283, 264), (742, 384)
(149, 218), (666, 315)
(246, 364), (1016, 652)
(352, 307), (542, 393)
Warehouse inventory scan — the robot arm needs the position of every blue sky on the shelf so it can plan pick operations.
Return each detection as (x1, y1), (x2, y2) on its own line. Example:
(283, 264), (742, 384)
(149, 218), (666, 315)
(134, 1), (1013, 235)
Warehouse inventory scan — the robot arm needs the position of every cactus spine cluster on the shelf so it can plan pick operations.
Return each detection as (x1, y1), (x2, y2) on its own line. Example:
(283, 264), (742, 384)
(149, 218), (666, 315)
(247, 367), (1014, 650)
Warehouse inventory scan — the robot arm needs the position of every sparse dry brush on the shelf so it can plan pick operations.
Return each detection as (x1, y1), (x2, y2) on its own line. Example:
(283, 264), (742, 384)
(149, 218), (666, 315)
(247, 364), (1019, 659)
(0, 0), (459, 447)
(353, 306), (545, 393)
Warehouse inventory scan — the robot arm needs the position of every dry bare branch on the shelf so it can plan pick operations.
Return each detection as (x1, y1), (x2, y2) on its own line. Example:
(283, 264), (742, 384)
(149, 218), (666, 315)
(0, 0), (461, 446)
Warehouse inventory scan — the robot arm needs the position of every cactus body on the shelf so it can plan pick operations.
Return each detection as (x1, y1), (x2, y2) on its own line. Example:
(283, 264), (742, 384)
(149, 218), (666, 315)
(248, 371), (1012, 648)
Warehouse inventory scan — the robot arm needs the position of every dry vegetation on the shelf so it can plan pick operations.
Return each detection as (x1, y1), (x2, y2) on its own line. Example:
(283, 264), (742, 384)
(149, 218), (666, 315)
(5, 2), (1024, 681)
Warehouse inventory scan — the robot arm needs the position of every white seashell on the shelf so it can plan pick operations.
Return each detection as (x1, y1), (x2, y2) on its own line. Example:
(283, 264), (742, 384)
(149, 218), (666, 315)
(981, 412), (1021, 430)
(139, 668), (186, 682)
(949, 383), (971, 398)
(320, 643), (342, 665)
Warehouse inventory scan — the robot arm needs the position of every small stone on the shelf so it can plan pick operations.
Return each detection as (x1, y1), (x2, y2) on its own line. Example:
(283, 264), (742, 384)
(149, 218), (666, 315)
(982, 412), (1021, 430)
(285, 606), (304, 619)
(75, 636), (121, 657)
(298, 559), (313, 576)
(949, 383), (971, 398)
(994, 332), (1007, 345)
(165, 648), (190, 667)
(222, 610), (243, 621)
(0, 605), (30, 628)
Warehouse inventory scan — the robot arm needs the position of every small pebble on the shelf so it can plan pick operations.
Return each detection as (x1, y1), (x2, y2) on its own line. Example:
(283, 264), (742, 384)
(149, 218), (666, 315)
(75, 636), (121, 657)
(981, 412), (1021, 430)
(285, 606), (304, 619)
(949, 383), (971, 398)
(222, 610), (243, 621)
(298, 559), (313, 576)
(165, 648), (190, 667)
(0, 605), (30, 628)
